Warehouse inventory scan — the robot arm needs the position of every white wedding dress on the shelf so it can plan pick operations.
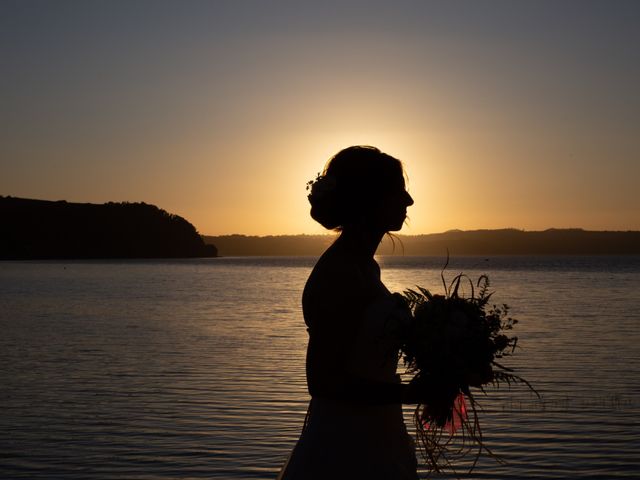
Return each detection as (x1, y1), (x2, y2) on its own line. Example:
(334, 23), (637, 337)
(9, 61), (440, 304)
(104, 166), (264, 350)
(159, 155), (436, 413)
(277, 294), (419, 480)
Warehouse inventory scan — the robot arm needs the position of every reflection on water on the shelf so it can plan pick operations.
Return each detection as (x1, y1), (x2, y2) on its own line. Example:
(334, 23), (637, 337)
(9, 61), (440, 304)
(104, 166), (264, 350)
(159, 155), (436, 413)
(1, 256), (639, 479)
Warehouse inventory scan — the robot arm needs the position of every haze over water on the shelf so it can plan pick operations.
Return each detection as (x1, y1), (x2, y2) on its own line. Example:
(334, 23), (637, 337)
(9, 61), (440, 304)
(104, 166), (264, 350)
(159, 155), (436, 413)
(1, 256), (639, 479)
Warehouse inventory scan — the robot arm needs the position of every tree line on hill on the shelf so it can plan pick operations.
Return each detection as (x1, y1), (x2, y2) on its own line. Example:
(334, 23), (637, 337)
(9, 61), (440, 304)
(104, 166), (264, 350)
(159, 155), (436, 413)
(204, 229), (640, 256)
(3, 195), (637, 259)
(1, 196), (217, 259)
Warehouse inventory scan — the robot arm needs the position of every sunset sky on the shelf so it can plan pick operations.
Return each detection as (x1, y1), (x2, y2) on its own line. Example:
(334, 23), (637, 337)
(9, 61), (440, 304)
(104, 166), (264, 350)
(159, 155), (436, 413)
(2, 1), (639, 235)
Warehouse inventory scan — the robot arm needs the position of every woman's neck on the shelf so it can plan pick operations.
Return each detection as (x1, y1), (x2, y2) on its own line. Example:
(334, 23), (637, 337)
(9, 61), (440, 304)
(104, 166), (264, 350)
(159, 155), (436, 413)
(336, 227), (385, 260)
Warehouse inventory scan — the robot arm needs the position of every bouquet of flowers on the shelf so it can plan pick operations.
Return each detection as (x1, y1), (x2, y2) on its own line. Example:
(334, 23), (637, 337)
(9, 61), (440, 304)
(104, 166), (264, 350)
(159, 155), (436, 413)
(400, 262), (538, 474)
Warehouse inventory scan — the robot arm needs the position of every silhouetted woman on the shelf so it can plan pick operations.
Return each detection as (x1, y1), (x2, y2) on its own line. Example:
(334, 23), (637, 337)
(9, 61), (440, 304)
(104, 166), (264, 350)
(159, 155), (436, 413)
(278, 146), (418, 480)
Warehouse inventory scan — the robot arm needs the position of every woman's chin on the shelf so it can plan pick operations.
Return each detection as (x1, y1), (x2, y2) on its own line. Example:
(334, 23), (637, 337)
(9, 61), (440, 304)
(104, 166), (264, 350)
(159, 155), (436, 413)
(388, 220), (406, 232)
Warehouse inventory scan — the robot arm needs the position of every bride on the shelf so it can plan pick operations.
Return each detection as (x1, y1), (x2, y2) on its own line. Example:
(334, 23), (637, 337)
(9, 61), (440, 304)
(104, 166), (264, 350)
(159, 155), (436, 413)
(278, 146), (419, 480)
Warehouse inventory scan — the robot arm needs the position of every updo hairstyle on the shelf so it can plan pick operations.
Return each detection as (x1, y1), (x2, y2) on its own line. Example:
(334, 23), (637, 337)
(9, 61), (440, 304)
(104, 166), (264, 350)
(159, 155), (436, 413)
(308, 145), (405, 230)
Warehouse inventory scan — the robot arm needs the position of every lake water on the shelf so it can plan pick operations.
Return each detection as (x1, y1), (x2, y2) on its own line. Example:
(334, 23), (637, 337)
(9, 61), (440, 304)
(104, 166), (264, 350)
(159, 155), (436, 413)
(1, 256), (639, 479)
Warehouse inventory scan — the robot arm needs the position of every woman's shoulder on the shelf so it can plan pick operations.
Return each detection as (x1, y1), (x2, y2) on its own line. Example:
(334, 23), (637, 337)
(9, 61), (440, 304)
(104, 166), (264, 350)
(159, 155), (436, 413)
(305, 248), (366, 298)
(302, 249), (372, 332)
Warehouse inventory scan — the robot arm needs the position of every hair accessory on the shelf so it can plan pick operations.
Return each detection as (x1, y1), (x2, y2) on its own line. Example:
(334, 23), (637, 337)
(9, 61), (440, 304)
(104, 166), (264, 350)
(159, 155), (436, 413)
(306, 173), (337, 200)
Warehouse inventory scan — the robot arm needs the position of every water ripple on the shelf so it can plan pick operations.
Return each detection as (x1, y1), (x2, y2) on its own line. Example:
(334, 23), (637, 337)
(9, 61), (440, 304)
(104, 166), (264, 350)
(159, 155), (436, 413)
(1, 257), (639, 479)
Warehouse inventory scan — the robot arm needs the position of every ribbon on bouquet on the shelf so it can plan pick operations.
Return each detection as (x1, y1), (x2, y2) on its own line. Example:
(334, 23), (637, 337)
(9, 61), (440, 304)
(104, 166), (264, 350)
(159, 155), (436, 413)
(422, 392), (468, 435)
(445, 392), (468, 434)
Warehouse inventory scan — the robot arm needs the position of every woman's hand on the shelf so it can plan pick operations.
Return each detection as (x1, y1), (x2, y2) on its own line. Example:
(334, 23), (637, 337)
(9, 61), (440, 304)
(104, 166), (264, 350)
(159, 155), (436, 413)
(402, 376), (425, 405)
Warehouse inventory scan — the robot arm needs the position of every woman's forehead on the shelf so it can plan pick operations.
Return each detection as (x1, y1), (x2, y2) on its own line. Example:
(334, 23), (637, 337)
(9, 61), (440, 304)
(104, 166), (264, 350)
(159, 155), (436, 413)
(390, 173), (406, 190)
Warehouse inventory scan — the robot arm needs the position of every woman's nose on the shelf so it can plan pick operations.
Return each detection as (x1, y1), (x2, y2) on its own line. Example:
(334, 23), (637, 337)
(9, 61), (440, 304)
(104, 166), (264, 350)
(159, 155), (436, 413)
(405, 191), (414, 206)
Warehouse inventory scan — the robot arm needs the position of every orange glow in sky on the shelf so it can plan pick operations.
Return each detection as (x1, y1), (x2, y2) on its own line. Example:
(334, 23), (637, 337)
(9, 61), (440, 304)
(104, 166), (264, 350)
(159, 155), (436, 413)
(1, 2), (639, 235)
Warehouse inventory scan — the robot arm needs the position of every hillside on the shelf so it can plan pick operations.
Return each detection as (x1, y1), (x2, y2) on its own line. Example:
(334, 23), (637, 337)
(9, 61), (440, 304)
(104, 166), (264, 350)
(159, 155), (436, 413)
(1, 196), (217, 259)
(204, 229), (640, 256)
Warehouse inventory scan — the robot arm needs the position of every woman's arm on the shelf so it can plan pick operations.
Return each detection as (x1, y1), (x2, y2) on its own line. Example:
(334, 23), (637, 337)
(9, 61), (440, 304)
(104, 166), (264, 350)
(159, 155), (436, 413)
(303, 258), (417, 405)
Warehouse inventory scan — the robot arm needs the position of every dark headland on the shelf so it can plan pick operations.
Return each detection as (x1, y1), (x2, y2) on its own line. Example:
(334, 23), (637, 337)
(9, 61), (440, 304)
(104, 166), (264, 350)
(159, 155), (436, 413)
(204, 229), (640, 256)
(1, 196), (217, 259)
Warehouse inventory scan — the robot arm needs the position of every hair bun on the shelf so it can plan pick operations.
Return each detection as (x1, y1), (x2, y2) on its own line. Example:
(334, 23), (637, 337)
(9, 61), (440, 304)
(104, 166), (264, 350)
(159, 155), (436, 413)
(307, 175), (341, 229)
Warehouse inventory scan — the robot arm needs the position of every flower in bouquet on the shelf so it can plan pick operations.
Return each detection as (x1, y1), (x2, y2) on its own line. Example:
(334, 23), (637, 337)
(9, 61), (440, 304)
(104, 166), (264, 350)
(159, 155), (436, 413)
(400, 262), (538, 474)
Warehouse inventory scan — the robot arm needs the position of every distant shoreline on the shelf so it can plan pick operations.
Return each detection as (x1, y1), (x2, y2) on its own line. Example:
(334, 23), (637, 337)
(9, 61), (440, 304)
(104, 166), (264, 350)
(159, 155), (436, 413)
(204, 229), (640, 256)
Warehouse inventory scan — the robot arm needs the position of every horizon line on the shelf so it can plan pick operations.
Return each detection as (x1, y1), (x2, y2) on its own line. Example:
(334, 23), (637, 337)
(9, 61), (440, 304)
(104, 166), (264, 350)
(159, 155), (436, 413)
(202, 227), (640, 237)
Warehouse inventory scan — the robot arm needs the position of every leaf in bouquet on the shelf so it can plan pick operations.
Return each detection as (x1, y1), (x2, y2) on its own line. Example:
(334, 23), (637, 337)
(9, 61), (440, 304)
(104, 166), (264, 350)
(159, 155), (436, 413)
(491, 359), (515, 372)
(450, 274), (462, 298)
(477, 291), (493, 308)
(417, 286), (434, 301)
(440, 250), (451, 295)
(476, 274), (490, 296)
(492, 371), (541, 399)
(404, 287), (425, 308)
(448, 273), (476, 301)
(492, 334), (510, 352)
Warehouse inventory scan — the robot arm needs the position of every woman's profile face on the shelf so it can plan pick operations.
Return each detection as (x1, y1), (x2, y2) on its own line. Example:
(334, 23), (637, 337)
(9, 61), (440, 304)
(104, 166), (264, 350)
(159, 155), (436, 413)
(375, 174), (414, 232)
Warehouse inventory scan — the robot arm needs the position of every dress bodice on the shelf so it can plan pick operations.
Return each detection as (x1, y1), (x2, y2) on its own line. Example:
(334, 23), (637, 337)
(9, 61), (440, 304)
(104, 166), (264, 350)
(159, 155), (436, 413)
(349, 289), (411, 385)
